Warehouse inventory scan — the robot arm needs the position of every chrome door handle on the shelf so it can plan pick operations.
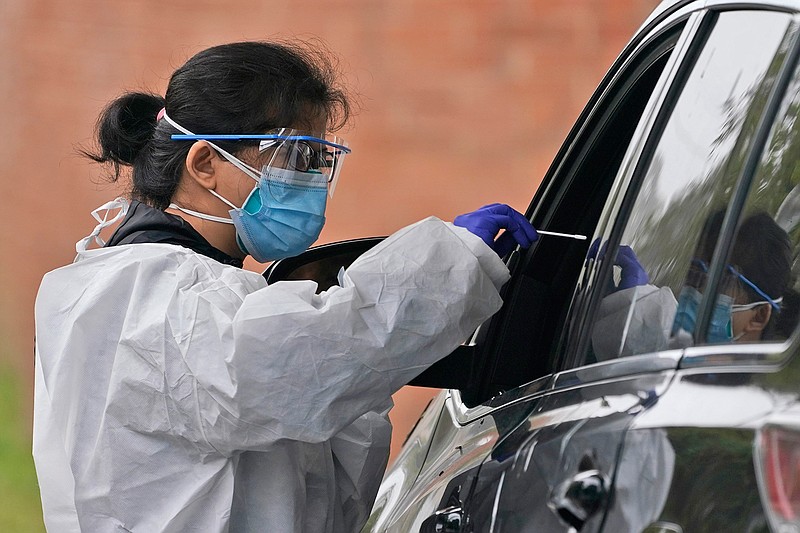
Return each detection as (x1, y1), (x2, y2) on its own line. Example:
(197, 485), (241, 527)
(548, 469), (610, 531)
(420, 505), (464, 533)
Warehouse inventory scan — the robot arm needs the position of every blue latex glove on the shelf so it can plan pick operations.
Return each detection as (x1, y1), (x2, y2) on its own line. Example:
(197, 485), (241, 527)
(453, 203), (539, 257)
(615, 245), (649, 290)
(586, 237), (604, 265)
(586, 240), (649, 291)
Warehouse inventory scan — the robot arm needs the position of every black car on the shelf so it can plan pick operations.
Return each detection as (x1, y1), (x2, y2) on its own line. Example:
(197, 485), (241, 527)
(266, 0), (800, 531)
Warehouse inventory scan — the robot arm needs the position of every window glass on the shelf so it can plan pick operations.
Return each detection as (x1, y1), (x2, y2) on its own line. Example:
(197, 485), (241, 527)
(704, 49), (800, 345)
(587, 11), (795, 361)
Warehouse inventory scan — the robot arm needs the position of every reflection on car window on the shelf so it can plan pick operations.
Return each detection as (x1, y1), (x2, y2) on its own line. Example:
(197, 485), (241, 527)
(703, 52), (800, 345)
(674, 210), (790, 344)
(587, 11), (796, 361)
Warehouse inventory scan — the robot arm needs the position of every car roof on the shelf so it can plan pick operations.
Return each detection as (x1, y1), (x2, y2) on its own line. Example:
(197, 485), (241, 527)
(644, 0), (800, 27)
(633, 0), (799, 54)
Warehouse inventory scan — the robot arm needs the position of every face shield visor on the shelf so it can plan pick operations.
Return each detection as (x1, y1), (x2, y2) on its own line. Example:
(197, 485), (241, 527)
(257, 129), (349, 199)
(170, 129), (351, 199)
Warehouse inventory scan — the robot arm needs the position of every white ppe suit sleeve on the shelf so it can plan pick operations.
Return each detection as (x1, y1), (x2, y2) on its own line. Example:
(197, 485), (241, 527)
(171, 217), (509, 454)
(591, 284), (678, 360)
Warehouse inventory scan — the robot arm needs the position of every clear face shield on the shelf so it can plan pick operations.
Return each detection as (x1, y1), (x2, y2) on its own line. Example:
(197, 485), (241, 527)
(257, 129), (349, 199)
(168, 123), (351, 203)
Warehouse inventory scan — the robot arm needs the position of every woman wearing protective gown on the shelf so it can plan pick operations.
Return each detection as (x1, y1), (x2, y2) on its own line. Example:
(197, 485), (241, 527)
(32, 41), (538, 532)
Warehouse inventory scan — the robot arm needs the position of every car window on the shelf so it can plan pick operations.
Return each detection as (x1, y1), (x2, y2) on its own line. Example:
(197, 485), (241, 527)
(582, 10), (797, 362)
(460, 22), (683, 407)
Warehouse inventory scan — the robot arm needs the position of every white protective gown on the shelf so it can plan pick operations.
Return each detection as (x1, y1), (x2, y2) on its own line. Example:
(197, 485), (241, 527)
(591, 284), (678, 360)
(33, 203), (510, 533)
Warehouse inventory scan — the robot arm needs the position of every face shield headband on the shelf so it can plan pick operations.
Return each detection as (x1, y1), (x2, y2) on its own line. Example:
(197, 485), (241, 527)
(688, 258), (783, 311)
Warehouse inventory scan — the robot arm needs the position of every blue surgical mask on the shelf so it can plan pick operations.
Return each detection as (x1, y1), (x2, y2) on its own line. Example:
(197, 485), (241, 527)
(671, 286), (734, 343)
(230, 167), (327, 262)
(707, 293), (735, 343)
(170, 160), (328, 262)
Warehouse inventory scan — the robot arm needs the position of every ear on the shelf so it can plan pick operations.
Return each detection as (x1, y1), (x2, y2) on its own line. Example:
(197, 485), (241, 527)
(744, 304), (772, 335)
(184, 141), (222, 190)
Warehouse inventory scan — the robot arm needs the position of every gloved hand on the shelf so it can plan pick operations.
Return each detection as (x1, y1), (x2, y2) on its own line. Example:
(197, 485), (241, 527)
(453, 203), (539, 257)
(615, 245), (649, 290)
(586, 240), (649, 291)
(586, 237), (604, 265)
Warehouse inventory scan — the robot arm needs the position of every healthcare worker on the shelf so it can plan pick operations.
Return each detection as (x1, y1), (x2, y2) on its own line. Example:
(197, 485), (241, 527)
(33, 41), (538, 532)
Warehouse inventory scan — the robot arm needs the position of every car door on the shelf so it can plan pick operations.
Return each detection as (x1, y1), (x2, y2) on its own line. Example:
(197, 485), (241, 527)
(364, 8), (691, 532)
(600, 8), (800, 531)
(460, 6), (800, 533)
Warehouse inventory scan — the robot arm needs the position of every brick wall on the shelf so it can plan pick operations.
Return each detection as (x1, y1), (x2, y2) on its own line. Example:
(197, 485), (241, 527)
(0, 0), (658, 462)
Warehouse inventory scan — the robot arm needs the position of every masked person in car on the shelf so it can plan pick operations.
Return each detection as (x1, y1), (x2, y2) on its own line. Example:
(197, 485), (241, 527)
(32, 41), (539, 533)
(592, 209), (793, 360)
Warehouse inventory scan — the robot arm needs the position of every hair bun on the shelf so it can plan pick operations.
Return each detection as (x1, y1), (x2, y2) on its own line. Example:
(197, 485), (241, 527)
(93, 92), (166, 167)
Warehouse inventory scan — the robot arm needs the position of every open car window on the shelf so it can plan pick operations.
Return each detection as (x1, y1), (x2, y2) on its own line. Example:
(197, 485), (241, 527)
(459, 19), (685, 407)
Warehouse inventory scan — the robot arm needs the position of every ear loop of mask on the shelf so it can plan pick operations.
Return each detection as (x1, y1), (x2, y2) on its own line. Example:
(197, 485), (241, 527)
(161, 110), (261, 223)
(168, 204), (235, 225)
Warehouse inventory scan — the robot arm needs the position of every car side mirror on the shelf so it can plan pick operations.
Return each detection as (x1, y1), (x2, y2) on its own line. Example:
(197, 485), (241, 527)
(263, 237), (386, 291)
(263, 237), (478, 391)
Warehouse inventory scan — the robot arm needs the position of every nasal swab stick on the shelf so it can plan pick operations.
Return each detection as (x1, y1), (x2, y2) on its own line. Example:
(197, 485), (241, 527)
(537, 230), (587, 240)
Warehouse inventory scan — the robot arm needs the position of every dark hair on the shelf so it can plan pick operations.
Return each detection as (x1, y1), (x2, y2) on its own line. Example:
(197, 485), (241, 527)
(730, 211), (792, 304)
(697, 209), (791, 302)
(696, 209), (793, 339)
(81, 41), (352, 209)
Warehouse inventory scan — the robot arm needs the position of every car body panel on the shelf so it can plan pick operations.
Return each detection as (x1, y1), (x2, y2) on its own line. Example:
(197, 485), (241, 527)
(367, 394), (538, 531)
(462, 371), (674, 532)
(363, 391), (448, 532)
(605, 357), (800, 531)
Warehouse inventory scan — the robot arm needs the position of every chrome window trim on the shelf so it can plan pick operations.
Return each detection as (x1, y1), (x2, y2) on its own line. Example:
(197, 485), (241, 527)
(681, 340), (795, 369)
(447, 374), (553, 426)
(643, 0), (800, 35)
(704, 0), (800, 13)
(447, 351), (684, 425)
(553, 350), (684, 391)
(447, 389), (493, 426)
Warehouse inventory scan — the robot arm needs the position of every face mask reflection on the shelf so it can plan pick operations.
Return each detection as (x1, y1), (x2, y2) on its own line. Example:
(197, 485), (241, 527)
(672, 259), (779, 343)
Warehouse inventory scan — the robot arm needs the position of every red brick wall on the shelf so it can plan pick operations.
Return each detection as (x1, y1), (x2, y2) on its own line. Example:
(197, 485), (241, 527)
(1, 1), (658, 463)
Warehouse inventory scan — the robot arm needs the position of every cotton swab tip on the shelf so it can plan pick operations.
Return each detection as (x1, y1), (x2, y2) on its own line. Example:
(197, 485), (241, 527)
(537, 230), (587, 240)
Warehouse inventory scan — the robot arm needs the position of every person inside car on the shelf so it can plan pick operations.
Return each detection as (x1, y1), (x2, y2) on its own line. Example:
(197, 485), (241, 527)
(592, 209), (793, 360)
